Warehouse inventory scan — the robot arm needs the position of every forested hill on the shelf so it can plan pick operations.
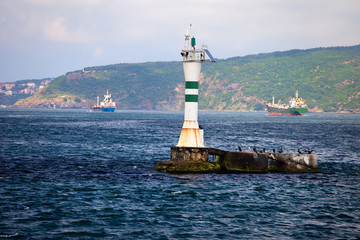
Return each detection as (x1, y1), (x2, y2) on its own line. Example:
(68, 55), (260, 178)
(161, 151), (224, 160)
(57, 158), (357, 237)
(14, 45), (360, 112)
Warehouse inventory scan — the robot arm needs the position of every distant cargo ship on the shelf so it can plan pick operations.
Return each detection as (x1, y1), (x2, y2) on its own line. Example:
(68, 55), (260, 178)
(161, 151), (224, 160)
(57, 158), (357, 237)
(91, 90), (116, 112)
(267, 91), (308, 116)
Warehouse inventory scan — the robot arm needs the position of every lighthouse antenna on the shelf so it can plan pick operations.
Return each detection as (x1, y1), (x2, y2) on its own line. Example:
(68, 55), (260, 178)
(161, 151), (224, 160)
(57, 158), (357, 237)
(189, 23), (192, 37)
(184, 25), (190, 50)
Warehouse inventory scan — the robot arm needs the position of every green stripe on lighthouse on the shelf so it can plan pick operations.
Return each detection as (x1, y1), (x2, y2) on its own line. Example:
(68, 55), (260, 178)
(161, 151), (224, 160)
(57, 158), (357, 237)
(185, 81), (199, 89)
(185, 95), (198, 102)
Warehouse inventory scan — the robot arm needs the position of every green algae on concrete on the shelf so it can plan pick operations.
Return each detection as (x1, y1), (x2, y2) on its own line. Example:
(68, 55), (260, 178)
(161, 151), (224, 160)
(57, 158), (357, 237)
(156, 146), (222, 173)
(156, 160), (221, 173)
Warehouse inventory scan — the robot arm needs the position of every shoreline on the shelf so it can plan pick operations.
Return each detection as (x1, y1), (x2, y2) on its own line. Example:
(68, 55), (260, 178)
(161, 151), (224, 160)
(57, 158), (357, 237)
(1, 106), (359, 114)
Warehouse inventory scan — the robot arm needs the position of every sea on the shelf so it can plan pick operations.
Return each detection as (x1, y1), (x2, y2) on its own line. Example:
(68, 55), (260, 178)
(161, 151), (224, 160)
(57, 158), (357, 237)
(1, 109), (359, 239)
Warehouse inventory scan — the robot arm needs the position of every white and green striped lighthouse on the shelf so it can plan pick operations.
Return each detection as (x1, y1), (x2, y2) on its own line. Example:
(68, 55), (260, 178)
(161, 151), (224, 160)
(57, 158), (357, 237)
(177, 25), (215, 147)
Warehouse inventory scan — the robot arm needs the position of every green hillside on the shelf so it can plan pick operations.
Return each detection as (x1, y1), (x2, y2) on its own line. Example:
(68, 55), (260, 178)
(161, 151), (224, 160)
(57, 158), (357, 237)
(15, 45), (360, 112)
(200, 45), (360, 112)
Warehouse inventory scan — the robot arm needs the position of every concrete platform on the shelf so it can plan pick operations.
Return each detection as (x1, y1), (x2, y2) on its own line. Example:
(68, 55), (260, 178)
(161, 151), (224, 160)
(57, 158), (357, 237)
(156, 147), (221, 173)
(223, 151), (269, 173)
(157, 147), (269, 173)
(268, 153), (319, 173)
(156, 147), (319, 174)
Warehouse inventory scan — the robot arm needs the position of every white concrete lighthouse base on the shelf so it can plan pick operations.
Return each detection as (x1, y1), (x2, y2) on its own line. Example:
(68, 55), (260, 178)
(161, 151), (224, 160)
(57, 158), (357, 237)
(177, 120), (204, 147)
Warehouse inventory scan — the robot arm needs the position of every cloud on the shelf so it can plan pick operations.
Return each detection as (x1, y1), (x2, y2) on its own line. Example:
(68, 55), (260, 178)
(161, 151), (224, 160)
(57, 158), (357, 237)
(42, 17), (92, 43)
(93, 47), (104, 57)
(1, 0), (360, 82)
(42, 17), (67, 41)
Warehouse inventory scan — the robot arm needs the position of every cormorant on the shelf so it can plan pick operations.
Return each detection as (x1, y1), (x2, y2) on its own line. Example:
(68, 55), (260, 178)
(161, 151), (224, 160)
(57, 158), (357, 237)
(305, 149), (315, 154)
(279, 146), (283, 153)
(253, 147), (258, 153)
(298, 149), (302, 154)
(238, 146), (242, 152)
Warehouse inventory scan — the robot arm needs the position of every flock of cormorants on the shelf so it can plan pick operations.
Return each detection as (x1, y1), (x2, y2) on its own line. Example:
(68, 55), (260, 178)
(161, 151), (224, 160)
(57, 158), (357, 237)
(237, 146), (315, 154)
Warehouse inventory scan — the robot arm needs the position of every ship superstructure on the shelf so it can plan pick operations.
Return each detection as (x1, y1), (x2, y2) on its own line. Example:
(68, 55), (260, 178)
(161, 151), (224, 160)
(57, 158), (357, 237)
(92, 90), (116, 112)
(100, 90), (116, 112)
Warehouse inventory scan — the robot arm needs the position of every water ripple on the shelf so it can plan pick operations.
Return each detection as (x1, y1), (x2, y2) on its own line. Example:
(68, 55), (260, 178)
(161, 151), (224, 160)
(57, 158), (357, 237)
(0, 109), (360, 239)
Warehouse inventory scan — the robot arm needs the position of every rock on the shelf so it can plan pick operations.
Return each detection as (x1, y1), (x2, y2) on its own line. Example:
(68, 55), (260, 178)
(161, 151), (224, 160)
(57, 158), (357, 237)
(13, 97), (91, 109)
(268, 153), (319, 173)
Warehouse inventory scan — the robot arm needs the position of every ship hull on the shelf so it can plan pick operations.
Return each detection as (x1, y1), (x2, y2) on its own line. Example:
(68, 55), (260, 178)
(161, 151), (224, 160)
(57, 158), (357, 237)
(100, 107), (115, 112)
(267, 106), (308, 116)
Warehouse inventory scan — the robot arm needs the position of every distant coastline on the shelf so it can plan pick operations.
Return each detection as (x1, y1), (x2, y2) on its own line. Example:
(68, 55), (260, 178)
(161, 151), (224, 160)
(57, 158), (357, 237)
(2, 44), (360, 113)
(3, 107), (360, 114)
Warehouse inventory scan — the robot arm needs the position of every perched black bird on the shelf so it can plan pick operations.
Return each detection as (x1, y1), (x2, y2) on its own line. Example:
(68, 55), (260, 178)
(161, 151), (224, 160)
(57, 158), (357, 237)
(305, 149), (315, 154)
(238, 146), (242, 152)
(298, 149), (302, 154)
(263, 148), (266, 153)
(273, 148), (276, 153)
(279, 146), (283, 153)
(253, 147), (258, 153)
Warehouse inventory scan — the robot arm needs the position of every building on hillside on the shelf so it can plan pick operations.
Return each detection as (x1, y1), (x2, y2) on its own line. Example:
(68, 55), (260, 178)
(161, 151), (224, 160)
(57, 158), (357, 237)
(27, 82), (36, 88)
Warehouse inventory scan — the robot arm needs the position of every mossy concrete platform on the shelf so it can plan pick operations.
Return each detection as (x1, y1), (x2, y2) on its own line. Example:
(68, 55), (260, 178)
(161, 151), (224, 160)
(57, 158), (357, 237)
(268, 153), (319, 173)
(223, 152), (269, 173)
(156, 147), (268, 173)
(156, 147), (319, 174)
(156, 160), (222, 173)
(156, 147), (222, 173)
(170, 146), (210, 162)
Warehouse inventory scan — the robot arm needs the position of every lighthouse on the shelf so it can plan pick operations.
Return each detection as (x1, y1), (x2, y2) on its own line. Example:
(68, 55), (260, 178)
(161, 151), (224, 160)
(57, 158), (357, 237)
(177, 25), (215, 148)
(156, 27), (318, 173)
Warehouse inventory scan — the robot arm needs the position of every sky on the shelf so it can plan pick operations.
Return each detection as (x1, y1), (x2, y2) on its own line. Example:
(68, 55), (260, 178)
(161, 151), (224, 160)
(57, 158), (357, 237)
(0, 0), (359, 82)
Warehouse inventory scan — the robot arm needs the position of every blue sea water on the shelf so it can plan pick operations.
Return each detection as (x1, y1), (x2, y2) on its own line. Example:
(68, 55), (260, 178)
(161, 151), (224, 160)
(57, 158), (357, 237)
(0, 109), (359, 239)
